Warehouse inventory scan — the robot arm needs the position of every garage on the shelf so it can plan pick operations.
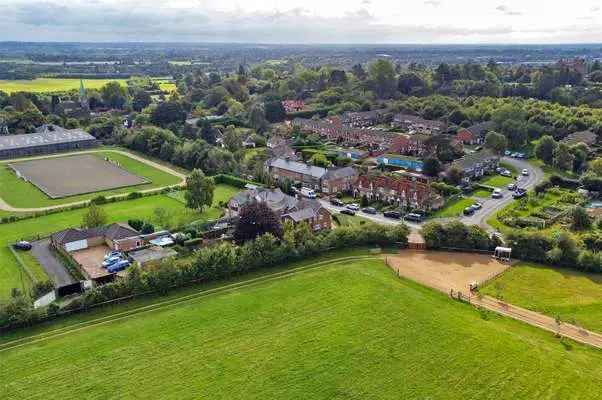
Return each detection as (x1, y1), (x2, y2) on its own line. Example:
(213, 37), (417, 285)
(65, 239), (88, 252)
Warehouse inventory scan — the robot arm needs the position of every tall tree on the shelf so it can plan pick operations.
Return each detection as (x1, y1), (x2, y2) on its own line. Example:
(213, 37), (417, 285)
(184, 169), (215, 212)
(368, 59), (396, 99)
(484, 131), (508, 155)
(82, 204), (107, 228)
(553, 143), (575, 171)
(535, 135), (558, 165)
(100, 81), (128, 109)
(233, 202), (283, 244)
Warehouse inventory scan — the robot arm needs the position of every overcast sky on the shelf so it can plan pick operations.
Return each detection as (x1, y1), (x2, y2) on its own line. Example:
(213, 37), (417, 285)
(1, 0), (602, 43)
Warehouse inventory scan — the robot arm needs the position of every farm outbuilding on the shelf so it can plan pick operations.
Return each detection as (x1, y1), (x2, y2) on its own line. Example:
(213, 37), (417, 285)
(0, 124), (98, 160)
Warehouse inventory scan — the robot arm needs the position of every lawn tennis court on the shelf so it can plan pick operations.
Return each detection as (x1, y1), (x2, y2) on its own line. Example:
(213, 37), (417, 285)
(9, 154), (148, 198)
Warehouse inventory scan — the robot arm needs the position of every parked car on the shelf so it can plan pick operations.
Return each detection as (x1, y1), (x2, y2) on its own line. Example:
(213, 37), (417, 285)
(340, 209), (356, 216)
(500, 169), (512, 177)
(361, 207), (377, 214)
(13, 241), (32, 251)
(463, 206), (475, 216)
(511, 152), (518, 157)
(516, 153), (525, 158)
(102, 256), (122, 268)
(491, 189), (503, 199)
(472, 202), (483, 210)
(104, 251), (122, 261)
(507, 183), (517, 191)
(513, 188), (527, 199)
(521, 169), (529, 176)
(504, 150), (512, 156)
(404, 213), (424, 222)
(330, 198), (344, 207)
(108, 259), (131, 273)
(346, 203), (360, 211)
(383, 211), (401, 219)
(300, 187), (317, 199)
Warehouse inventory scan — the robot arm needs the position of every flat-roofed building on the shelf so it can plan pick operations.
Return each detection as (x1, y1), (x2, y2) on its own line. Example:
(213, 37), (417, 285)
(0, 124), (98, 160)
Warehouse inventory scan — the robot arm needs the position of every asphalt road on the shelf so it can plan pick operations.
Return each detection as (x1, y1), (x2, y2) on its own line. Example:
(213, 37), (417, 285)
(459, 157), (544, 229)
(321, 157), (544, 233)
(31, 239), (76, 287)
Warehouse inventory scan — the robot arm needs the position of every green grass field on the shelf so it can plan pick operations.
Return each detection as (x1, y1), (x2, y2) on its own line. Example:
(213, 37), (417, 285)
(472, 189), (492, 198)
(167, 183), (240, 222)
(0, 195), (199, 301)
(0, 78), (127, 94)
(0, 150), (182, 208)
(432, 196), (475, 218)
(480, 174), (514, 187)
(1, 258), (601, 399)
(481, 262), (602, 334)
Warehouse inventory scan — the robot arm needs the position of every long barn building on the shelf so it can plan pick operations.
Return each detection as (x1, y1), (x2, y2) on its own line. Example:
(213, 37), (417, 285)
(0, 125), (98, 160)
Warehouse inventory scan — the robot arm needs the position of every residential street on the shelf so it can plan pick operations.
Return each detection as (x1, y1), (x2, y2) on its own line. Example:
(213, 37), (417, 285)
(321, 156), (545, 233)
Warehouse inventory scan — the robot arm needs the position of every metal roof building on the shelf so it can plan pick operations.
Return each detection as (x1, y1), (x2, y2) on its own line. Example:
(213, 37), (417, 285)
(0, 125), (98, 160)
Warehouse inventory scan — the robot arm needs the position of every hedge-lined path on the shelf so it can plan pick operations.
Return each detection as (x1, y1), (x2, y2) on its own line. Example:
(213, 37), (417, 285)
(0, 149), (187, 213)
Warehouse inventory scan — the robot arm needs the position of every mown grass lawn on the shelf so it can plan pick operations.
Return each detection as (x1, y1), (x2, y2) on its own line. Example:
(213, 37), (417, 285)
(167, 183), (240, 222)
(333, 213), (371, 227)
(1, 259), (601, 399)
(432, 196), (475, 218)
(0, 78), (127, 94)
(480, 174), (514, 187)
(0, 150), (182, 208)
(0, 195), (198, 301)
(481, 262), (602, 334)
(472, 189), (492, 198)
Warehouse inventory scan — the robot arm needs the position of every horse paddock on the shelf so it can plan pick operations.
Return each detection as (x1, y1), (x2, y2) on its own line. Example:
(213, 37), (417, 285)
(385, 250), (511, 293)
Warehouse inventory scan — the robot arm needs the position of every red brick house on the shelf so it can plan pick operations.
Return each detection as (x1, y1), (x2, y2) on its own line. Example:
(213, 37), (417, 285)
(455, 121), (494, 145)
(321, 167), (358, 194)
(352, 174), (443, 211)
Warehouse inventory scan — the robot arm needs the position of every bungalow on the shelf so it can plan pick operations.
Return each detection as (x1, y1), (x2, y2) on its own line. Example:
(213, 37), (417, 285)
(353, 174), (443, 211)
(455, 121), (494, 145)
(451, 149), (499, 182)
(561, 130), (597, 147)
(51, 223), (151, 253)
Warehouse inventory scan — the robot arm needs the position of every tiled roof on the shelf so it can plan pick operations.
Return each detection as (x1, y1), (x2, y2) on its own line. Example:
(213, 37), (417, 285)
(269, 158), (327, 179)
(323, 166), (358, 180)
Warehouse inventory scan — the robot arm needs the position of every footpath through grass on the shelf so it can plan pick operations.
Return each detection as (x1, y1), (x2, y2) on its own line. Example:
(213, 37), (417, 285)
(0, 150), (182, 208)
(0, 195), (200, 301)
(1, 259), (601, 399)
(481, 262), (602, 334)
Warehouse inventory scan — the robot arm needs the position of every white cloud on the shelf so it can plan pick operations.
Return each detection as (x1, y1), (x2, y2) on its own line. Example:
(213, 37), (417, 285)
(1, 0), (601, 43)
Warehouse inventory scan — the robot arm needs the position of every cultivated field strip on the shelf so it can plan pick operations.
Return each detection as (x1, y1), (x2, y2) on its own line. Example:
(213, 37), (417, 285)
(0, 255), (379, 352)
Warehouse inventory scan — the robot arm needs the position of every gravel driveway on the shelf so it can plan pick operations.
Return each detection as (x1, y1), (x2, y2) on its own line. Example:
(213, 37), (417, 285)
(31, 239), (76, 286)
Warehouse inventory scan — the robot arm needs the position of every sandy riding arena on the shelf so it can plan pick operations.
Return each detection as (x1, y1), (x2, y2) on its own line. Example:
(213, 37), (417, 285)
(385, 250), (511, 293)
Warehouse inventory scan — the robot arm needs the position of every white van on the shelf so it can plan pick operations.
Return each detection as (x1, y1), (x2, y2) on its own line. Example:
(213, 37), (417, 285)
(300, 187), (317, 199)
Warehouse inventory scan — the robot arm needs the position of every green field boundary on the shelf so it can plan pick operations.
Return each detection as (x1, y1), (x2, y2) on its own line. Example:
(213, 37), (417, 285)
(0, 255), (390, 352)
(7, 245), (37, 286)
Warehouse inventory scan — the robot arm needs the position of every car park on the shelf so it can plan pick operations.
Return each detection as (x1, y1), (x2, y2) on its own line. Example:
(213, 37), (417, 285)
(108, 259), (131, 273)
(346, 203), (360, 211)
(404, 213), (424, 222)
(340, 209), (356, 216)
(383, 211), (401, 219)
(13, 241), (32, 251)
(330, 198), (344, 207)
(361, 207), (377, 214)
